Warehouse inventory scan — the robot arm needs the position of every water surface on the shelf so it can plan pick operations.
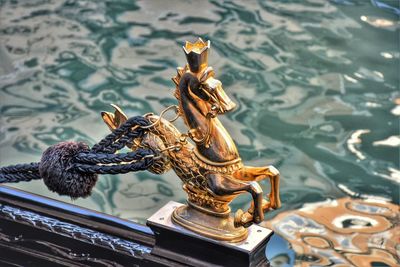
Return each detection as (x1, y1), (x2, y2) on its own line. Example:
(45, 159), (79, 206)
(0, 0), (399, 264)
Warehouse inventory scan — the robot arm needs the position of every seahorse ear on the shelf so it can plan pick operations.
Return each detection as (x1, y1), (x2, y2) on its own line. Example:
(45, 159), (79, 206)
(172, 67), (185, 86)
(110, 104), (128, 125)
(101, 104), (128, 131)
(199, 66), (214, 82)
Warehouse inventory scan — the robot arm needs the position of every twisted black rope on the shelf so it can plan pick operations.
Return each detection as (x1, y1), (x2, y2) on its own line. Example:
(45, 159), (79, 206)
(0, 116), (158, 198)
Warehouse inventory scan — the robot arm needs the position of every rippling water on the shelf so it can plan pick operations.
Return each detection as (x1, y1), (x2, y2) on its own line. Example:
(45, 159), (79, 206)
(0, 0), (399, 262)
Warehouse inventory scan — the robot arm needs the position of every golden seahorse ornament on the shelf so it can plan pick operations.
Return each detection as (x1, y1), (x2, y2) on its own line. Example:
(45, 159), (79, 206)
(101, 38), (281, 242)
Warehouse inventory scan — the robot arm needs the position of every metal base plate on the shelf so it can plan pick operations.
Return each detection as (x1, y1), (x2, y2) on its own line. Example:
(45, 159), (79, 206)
(148, 201), (272, 252)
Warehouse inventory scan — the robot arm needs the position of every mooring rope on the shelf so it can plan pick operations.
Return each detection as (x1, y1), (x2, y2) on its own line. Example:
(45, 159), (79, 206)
(0, 116), (158, 199)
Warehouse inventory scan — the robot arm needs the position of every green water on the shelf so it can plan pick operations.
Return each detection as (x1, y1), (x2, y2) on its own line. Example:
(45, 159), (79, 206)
(0, 0), (398, 227)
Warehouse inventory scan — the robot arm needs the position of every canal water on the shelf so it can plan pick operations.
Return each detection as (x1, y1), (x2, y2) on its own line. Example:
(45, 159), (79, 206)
(0, 0), (398, 266)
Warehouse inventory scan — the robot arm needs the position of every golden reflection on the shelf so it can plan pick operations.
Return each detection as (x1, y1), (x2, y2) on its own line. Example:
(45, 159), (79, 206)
(360, 15), (397, 29)
(264, 197), (400, 266)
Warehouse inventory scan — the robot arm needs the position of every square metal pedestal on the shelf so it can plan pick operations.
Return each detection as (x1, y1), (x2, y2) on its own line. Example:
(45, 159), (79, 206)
(147, 201), (272, 267)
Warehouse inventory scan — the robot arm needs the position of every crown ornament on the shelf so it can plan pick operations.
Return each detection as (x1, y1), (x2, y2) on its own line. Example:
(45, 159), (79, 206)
(183, 38), (210, 73)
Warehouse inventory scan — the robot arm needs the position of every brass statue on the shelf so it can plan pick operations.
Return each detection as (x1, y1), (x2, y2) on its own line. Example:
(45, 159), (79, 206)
(102, 38), (281, 242)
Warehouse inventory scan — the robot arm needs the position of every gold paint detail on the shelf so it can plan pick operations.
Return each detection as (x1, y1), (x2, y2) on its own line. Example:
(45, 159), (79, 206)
(183, 184), (232, 214)
(191, 149), (243, 171)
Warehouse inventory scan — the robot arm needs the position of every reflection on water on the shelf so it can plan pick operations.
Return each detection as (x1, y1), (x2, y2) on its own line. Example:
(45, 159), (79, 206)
(0, 0), (399, 264)
(264, 197), (399, 266)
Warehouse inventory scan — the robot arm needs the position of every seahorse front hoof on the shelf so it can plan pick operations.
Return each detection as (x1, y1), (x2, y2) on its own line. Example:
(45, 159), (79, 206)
(234, 209), (255, 228)
(234, 209), (244, 227)
(253, 215), (262, 224)
(268, 193), (281, 209)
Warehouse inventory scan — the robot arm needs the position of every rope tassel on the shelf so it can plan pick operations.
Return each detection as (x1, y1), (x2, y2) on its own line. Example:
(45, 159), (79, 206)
(0, 116), (158, 199)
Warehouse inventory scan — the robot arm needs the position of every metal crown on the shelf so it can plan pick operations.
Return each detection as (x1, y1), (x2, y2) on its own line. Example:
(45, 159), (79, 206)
(183, 38), (210, 73)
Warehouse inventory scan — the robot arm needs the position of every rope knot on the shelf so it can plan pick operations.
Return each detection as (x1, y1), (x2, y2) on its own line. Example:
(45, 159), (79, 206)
(39, 141), (98, 199)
